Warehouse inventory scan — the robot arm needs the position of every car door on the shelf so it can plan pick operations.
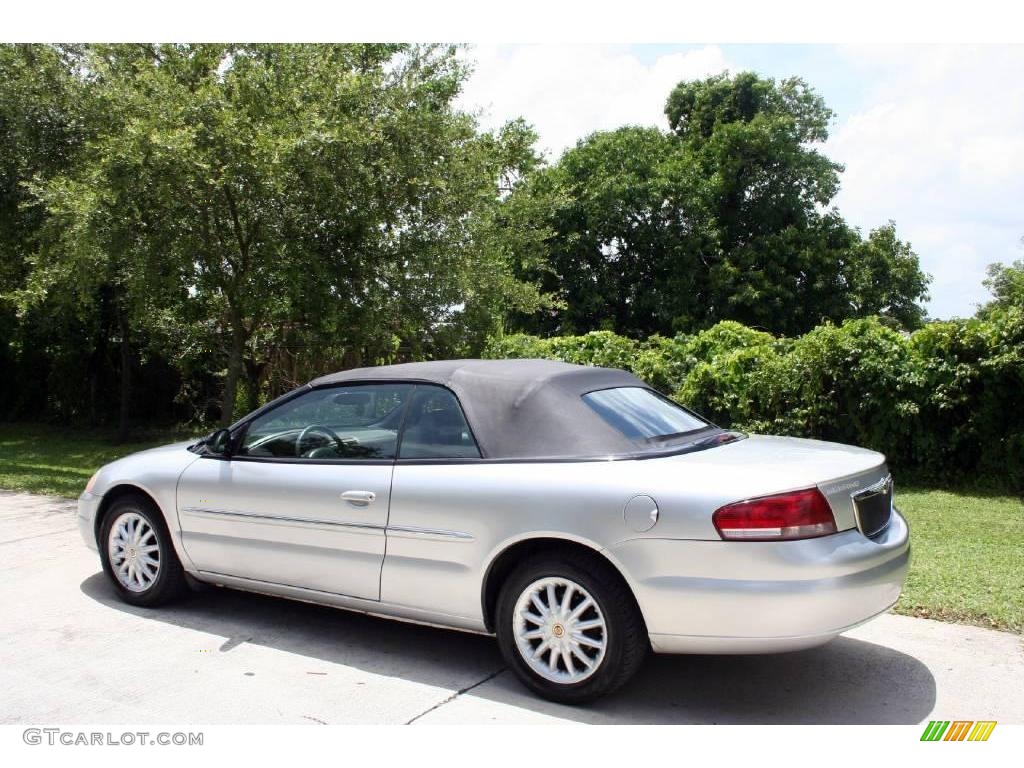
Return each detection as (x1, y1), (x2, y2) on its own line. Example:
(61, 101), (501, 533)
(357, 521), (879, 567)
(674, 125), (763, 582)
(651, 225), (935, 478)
(176, 382), (413, 600)
(382, 384), (487, 618)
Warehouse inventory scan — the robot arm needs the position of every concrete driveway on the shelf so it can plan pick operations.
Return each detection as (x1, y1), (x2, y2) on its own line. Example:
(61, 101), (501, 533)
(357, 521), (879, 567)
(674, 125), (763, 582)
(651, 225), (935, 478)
(1, 490), (1022, 725)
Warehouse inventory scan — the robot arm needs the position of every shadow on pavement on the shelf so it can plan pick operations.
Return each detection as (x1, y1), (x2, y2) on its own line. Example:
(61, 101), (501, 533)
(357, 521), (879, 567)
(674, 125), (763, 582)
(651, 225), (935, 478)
(81, 572), (936, 724)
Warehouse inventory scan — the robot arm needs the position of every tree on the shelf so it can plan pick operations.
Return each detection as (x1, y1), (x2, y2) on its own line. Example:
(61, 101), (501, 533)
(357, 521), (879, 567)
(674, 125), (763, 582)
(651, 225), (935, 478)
(666, 72), (840, 256)
(510, 126), (715, 336)
(0, 45), (90, 294)
(514, 72), (930, 337)
(845, 223), (930, 328)
(0, 45), (121, 426)
(22, 44), (551, 426)
(979, 254), (1024, 315)
(432, 119), (559, 354)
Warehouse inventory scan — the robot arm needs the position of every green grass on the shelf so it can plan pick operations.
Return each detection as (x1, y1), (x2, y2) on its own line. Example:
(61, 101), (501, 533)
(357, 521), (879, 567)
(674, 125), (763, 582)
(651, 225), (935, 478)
(1, 422), (1021, 633)
(0, 422), (201, 498)
(893, 486), (1023, 634)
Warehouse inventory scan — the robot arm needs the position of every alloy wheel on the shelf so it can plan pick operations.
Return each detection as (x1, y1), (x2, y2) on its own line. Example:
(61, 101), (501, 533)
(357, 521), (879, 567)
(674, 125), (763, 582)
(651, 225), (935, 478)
(107, 511), (161, 592)
(512, 576), (607, 684)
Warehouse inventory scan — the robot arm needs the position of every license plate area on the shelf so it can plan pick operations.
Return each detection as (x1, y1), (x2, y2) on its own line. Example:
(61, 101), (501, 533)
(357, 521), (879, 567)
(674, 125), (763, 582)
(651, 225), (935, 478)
(852, 475), (894, 538)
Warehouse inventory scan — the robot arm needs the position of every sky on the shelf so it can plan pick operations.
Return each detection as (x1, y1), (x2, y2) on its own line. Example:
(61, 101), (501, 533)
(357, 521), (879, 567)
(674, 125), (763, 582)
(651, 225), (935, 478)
(457, 44), (1024, 320)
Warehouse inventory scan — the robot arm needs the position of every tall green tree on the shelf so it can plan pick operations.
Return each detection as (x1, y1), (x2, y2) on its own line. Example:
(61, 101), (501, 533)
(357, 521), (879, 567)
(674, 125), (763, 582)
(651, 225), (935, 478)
(979, 253), (1024, 316)
(510, 126), (715, 336)
(667, 74), (928, 332)
(0, 45), (89, 294)
(844, 222), (930, 328)
(21, 44), (550, 426)
(516, 72), (930, 337)
(0, 44), (119, 425)
(666, 71), (840, 260)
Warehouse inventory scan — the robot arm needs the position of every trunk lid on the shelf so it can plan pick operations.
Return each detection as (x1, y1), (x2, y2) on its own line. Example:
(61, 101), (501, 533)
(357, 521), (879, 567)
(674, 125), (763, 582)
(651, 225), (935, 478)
(658, 434), (890, 532)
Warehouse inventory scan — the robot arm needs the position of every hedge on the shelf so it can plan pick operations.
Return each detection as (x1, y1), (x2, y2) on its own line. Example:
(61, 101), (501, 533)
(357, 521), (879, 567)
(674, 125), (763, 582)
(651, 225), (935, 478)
(484, 310), (1024, 489)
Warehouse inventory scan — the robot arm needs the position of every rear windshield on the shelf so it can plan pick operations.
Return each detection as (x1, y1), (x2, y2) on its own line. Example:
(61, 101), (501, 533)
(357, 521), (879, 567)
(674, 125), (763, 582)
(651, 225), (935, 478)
(581, 387), (711, 441)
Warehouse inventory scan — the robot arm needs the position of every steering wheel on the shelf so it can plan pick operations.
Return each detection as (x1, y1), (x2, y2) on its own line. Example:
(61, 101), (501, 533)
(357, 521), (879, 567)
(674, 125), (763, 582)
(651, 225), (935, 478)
(295, 424), (345, 457)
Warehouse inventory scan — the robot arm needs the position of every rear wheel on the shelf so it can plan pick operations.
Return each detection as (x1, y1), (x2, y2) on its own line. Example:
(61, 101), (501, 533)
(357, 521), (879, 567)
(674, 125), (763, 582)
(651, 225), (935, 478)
(99, 494), (189, 607)
(495, 551), (647, 703)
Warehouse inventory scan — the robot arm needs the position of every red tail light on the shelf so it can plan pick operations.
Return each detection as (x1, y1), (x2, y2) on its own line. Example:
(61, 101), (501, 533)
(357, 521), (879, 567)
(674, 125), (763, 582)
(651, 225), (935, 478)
(712, 487), (836, 541)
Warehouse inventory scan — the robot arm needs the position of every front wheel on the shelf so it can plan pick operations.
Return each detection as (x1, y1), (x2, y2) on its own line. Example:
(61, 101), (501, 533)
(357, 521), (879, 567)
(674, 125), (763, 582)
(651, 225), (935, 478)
(99, 494), (189, 607)
(495, 552), (647, 703)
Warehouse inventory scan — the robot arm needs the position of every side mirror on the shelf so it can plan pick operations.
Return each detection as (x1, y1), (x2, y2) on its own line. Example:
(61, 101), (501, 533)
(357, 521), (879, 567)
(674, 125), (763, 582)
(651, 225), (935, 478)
(207, 428), (233, 457)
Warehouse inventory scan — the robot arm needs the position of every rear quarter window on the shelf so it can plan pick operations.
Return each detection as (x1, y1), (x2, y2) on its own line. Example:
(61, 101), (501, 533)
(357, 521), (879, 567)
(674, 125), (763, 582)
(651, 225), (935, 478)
(581, 387), (710, 441)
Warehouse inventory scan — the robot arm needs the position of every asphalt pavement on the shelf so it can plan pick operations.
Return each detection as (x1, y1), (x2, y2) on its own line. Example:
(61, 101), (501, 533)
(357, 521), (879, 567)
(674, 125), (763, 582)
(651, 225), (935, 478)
(1, 490), (1022, 724)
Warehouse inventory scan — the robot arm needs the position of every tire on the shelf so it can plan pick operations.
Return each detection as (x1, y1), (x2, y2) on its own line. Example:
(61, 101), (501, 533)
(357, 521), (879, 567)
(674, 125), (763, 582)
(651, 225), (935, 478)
(99, 493), (189, 607)
(495, 550), (647, 704)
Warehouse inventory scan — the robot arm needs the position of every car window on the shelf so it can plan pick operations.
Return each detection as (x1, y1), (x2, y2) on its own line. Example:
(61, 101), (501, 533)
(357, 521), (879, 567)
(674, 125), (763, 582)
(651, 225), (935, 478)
(581, 387), (710, 441)
(399, 386), (481, 459)
(238, 384), (413, 460)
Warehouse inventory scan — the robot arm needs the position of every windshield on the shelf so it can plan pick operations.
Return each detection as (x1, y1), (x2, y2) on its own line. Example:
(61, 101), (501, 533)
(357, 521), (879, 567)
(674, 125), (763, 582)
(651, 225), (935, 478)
(581, 387), (711, 442)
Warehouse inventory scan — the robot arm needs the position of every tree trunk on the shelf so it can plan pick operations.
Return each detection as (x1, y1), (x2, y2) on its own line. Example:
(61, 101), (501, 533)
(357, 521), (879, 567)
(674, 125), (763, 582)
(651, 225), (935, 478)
(116, 306), (132, 443)
(220, 308), (247, 427)
(244, 357), (263, 414)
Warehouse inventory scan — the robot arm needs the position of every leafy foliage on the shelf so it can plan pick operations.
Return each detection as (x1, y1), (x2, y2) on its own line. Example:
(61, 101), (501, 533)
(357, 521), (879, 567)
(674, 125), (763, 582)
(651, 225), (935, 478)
(486, 310), (1024, 489)
(979, 258), (1024, 315)
(2, 44), (552, 427)
(511, 72), (930, 337)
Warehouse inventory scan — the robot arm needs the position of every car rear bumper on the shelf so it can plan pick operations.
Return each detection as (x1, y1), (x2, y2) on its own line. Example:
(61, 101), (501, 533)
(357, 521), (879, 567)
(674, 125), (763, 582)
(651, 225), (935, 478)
(609, 509), (910, 654)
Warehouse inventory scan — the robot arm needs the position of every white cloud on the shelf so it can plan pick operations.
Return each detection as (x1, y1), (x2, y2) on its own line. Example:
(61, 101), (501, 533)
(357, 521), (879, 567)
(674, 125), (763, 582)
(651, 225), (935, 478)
(826, 45), (1024, 317)
(458, 44), (731, 160)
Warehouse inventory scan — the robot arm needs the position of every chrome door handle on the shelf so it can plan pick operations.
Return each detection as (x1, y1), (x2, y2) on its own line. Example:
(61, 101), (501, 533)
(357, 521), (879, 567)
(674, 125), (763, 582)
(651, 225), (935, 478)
(341, 490), (376, 506)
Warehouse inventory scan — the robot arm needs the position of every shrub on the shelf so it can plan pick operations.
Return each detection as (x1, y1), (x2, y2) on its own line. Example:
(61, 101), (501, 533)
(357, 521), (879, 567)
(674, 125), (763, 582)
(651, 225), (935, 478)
(486, 312), (1024, 489)
(908, 308), (1024, 486)
(677, 320), (776, 362)
(757, 318), (919, 461)
(485, 330), (637, 370)
(630, 335), (692, 394)
(674, 325), (783, 428)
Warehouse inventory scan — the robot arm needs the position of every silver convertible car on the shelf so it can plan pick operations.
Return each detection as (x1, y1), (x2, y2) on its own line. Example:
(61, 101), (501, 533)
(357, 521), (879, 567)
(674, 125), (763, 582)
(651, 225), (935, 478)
(79, 359), (909, 702)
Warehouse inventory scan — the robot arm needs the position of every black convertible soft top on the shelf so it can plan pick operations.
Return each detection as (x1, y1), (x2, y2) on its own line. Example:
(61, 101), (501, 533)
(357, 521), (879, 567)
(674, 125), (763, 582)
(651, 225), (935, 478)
(309, 358), (668, 459)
